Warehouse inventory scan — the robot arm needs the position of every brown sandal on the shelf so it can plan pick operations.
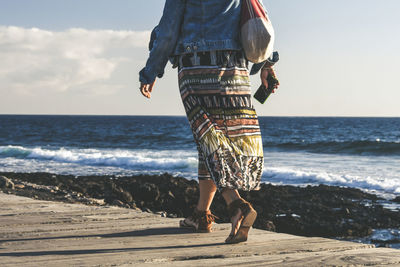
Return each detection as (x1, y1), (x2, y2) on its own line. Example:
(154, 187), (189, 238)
(225, 198), (257, 244)
(179, 209), (218, 233)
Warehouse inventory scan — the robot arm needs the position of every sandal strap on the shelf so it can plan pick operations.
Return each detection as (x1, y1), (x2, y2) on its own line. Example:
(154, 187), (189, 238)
(227, 198), (252, 218)
(191, 209), (218, 223)
(205, 213), (218, 224)
(227, 198), (244, 217)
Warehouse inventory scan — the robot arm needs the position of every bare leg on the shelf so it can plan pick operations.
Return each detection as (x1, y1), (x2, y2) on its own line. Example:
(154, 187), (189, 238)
(221, 188), (241, 206)
(221, 188), (243, 238)
(196, 179), (217, 211)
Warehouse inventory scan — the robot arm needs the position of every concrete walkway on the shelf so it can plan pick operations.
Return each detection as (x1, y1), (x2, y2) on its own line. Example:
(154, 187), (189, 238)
(1, 192), (400, 267)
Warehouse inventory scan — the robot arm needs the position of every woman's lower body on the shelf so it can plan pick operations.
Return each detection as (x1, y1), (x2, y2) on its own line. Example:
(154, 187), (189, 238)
(177, 50), (263, 243)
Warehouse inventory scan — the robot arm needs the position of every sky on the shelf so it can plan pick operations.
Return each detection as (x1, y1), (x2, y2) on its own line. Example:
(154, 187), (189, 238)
(0, 0), (399, 117)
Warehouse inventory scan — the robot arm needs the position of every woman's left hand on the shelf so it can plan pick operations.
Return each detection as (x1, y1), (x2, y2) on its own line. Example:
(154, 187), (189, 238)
(260, 67), (280, 93)
(140, 80), (156, 99)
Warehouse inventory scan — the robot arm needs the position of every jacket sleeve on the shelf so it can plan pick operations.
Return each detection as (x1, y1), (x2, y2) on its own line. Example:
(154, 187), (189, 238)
(250, 51), (280, 75)
(139, 0), (185, 84)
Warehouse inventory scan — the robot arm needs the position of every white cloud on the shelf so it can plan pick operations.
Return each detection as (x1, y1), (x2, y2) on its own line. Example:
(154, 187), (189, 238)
(0, 26), (150, 95)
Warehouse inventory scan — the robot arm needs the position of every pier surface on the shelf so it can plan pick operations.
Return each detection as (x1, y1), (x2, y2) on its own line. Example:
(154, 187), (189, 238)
(1, 192), (400, 267)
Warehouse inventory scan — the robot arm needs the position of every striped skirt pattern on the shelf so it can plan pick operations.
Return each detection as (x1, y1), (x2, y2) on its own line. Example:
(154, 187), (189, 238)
(178, 52), (264, 191)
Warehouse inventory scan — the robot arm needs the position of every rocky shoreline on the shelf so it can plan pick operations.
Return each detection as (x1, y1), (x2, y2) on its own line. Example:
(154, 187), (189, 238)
(1, 172), (399, 246)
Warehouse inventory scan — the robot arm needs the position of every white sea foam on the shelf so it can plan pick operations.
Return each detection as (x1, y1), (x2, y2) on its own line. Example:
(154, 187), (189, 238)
(263, 167), (400, 195)
(1, 145), (399, 198)
(0, 145), (197, 170)
(262, 151), (400, 198)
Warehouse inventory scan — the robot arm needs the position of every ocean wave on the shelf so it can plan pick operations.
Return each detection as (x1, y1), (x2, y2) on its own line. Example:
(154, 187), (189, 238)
(263, 167), (400, 195)
(0, 145), (197, 170)
(264, 140), (400, 156)
(1, 145), (399, 197)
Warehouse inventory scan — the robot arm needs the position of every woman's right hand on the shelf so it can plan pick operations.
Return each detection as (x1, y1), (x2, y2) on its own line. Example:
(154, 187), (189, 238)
(260, 67), (280, 93)
(140, 80), (156, 99)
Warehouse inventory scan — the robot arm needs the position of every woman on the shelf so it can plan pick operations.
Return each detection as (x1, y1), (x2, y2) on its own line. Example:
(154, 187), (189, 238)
(139, 0), (279, 244)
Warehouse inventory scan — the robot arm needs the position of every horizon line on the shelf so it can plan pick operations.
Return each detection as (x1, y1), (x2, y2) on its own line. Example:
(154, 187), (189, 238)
(0, 114), (399, 118)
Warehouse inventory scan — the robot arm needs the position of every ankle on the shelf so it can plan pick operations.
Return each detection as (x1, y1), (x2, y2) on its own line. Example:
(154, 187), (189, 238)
(196, 204), (210, 212)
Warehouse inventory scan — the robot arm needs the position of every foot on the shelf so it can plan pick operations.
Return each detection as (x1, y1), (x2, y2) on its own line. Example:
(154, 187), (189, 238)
(225, 207), (244, 243)
(179, 216), (199, 230)
(225, 198), (257, 244)
(179, 209), (217, 233)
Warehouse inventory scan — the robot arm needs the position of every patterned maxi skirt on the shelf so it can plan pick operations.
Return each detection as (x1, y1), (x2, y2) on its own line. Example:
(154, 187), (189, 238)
(178, 50), (263, 191)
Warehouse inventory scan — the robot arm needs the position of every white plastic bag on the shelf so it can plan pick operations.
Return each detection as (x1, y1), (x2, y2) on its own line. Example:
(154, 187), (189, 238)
(240, 0), (275, 63)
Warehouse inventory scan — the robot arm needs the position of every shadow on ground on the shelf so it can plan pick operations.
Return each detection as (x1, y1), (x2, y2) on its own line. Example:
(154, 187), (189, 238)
(0, 227), (227, 257)
(0, 227), (196, 243)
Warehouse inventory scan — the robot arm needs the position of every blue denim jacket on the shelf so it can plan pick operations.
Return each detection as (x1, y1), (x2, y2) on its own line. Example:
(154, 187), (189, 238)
(139, 0), (276, 84)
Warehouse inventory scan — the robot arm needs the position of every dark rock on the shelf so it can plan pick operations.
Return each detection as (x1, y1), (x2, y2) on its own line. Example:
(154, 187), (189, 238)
(0, 176), (14, 189)
(274, 215), (304, 236)
(104, 181), (133, 204)
(168, 191), (175, 199)
(128, 201), (137, 209)
(138, 183), (160, 202)
(392, 196), (400, 203)
(121, 191), (133, 203)
(112, 199), (125, 207)
(263, 220), (276, 232)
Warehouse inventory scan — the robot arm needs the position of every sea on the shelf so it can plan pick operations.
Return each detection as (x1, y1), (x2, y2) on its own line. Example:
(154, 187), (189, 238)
(0, 115), (399, 246)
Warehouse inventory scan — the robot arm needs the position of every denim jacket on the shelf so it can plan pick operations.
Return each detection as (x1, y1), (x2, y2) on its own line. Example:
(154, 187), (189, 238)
(139, 0), (277, 84)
